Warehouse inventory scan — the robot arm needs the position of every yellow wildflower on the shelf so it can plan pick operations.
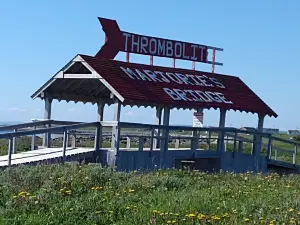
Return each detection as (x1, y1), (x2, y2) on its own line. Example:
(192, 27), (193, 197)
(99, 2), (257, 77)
(212, 216), (221, 220)
(290, 217), (295, 223)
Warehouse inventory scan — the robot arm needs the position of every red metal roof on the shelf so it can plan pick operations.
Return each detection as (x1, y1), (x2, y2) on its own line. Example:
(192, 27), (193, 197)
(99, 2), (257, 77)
(80, 55), (277, 118)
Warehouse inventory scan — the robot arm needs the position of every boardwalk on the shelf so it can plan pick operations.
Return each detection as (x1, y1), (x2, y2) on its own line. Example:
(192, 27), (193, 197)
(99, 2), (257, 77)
(0, 147), (94, 167)
(0, 147), (201, 167)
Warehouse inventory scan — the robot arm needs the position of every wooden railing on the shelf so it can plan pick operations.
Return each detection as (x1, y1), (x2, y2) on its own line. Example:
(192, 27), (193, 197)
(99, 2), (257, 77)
(0, 120), (299, 167)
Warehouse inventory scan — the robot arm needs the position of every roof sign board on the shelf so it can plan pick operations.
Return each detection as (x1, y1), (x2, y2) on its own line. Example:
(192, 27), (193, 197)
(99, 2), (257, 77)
(95, 18), (223, 66)
(80, 55), (277, 117)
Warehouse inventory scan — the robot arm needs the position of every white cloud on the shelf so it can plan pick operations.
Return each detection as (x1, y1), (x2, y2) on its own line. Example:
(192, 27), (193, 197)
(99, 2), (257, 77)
(7, 107), (27, 112)
(67, 108), (76, 112)
(126, 111), (136, 116)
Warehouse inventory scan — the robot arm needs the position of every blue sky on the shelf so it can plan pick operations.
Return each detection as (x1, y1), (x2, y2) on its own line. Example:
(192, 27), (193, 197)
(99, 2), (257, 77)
(0, 0), (299, 130)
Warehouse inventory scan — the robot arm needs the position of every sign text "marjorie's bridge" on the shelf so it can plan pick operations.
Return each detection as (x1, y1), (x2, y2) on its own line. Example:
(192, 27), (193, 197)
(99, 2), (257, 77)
(120, 67), (233, 104)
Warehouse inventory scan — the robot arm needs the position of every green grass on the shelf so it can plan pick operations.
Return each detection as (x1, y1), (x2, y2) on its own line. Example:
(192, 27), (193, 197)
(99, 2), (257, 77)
(0, 163), (300, 224)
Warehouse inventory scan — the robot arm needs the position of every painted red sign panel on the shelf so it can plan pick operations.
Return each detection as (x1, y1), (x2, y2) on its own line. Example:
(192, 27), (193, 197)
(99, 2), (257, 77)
(95, 17), (208, 63)
(81, 55), (277, 117)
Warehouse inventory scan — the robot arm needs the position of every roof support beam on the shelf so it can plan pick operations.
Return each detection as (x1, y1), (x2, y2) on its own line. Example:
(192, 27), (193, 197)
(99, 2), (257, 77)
(109, 99), (122, 168)
(43, 98), (52, 148)
(217, 108), (226, 152)
(153, 107), (162, 149)
(160, 106), (170, 168)
(96, 101), (105, 148)
(253, 114), (265, 158)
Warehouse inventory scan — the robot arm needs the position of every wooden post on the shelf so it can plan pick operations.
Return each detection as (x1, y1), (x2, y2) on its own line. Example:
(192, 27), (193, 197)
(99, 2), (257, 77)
(150, 128), (154, 152)
(153, 107), (162, 149)
(253, 114), (265, 158)
(160, 107), (170, 168)
(238, 141), (244, 152)
(31, 126), (36, 150)
(138, 137), (144, 151)
(71, 134), (76, 148)
(224, 135), (228, 152)
(110, 99), (121, 167)
(62, 130), (68, 163)
(266, 135), (272, 159)
(208, 131), (211, 150)
(94, 123), (101, 151)
(43, 98), (52, 147)
(191, 129), (198, 153)
(175, 139), (180, 149)
(8, 137), (13, 166)
(126, 137), (131, 149)
(97, 101), (105, 148)
(293, 145), (297, 165)
(233, 131), (237, 152)
(217, 109), (226, 152)
(12, 129), (17, 154)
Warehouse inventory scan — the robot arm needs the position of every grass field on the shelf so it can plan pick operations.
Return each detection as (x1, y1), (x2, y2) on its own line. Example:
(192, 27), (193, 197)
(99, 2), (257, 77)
(0, 163), (300, 224)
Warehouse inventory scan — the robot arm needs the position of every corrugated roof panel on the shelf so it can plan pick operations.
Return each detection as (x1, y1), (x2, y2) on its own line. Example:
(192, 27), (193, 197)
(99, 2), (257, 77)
(80, 55), (277, 118)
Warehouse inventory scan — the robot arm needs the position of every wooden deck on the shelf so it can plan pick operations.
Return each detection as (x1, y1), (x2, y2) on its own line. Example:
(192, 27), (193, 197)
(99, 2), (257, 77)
(0, 147), (95, 167)
(0, 147), (205, 167)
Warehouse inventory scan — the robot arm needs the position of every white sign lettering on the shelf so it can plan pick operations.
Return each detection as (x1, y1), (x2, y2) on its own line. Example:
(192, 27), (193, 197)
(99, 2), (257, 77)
(122, 33), (207, 62)
(119, 66), (233, 104)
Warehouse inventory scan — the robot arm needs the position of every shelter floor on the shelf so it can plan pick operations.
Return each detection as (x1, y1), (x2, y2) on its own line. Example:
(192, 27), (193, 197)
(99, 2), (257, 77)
(0, 147), (201, 167)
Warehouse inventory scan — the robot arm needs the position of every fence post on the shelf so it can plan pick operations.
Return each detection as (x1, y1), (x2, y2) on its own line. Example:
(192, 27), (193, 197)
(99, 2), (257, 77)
(138, 137), (144, 151)
(94, 123), (101, 151)
(8, 137), (13, 166)
(12, 129), (17, 154)
(126, 137), (131, 149)
(207, 131), (211, 150)
(233, 131), (237, 152)
(31, 126), (36, 150)
(238, 141), (243, 152)
(150, 128), (154, 152)
(293, 145), (297, 165)
(62, 130), (68, 163)
(274, 149), (278, 160)
(266, 135), (272, 160)
(191, 129), (198, 154)
(175, 139), (180, 149)
(71, 134), (76, 148)
(224, 135), (227, 152)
